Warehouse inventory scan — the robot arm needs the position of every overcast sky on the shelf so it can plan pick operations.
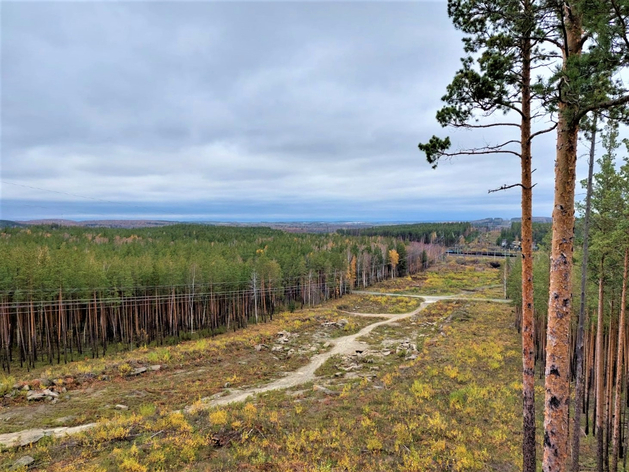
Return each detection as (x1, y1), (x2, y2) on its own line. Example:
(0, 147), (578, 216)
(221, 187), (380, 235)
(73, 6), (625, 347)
(1, 1), (588, 222)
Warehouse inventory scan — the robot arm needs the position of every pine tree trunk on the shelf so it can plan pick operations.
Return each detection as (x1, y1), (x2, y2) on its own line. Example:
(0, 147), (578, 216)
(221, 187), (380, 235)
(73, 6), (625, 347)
(597, 258), (606, 472)
(612, 248), (629, 472)
(542, 8), (582, 469)
(520, 8), (536, 467)
(572, 115), (597, 470)
(606, 321), (615, 472)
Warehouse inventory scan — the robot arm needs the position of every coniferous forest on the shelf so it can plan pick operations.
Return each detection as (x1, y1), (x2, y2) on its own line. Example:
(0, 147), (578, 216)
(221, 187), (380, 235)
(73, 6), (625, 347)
(0, 224), (448, 372)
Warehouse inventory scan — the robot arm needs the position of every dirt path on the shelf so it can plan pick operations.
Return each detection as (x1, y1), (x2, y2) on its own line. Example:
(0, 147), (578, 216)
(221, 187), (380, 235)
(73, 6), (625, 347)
(353, 290), (511, 304)
(186, 292), (510, 410)
(1, 291), (511, 449)
(187, 296), (445, 411)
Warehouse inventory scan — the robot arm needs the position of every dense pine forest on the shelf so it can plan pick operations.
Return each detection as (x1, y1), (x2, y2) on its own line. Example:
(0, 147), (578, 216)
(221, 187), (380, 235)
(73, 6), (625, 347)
(337, 222), (474, 246)
(0, 224), (446, 372)
(497, 222), (552, 247)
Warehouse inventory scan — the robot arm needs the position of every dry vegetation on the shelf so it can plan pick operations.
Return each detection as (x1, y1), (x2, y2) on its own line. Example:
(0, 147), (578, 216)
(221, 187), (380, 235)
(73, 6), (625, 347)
(2, 258), (595, 471)
(0, 306), (377, 435)
(334, 294), (423, 314)
(364, 257), (503, 296)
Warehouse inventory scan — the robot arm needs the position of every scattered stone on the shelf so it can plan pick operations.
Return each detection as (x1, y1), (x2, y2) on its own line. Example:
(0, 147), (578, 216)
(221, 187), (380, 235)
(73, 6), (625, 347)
(254, 344), (267, 352)
(323, 342), (331, 348)
(321, 320), (348, 329)
(27, 389), (59, 401)
(224, 382), (231, 388)
(125, 390), (147, 398)
(130, 367), (148, 376)
(271, 346), (283, 352)
(21, 385), (30, 391)
(334, 372), (344, 378)
(54, 416), (76, 425)
(382, 350), (392, 356)
(114, 404), (128, 410)
(313, 385), (340, 396)
(10, 455), (34, 470)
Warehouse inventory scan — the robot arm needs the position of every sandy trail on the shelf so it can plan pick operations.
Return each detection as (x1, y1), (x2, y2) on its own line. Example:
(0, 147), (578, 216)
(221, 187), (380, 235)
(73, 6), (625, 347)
(1, 292), (509, 448)
(195, 296), (444, 410)
(195, 293), (509, 409)
(353, 290), (511, 304)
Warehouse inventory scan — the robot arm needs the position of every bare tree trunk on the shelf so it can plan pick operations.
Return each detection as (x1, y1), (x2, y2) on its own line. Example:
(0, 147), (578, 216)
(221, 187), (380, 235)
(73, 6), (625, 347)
(542, 8), (582, 469)
(542, 93), (581, 472)
(612, 248), (628, 472)
(520, 10), (536, 468)
(606, 320), (615, 472)
(597, 257), (606, 472)
(572, 115), (597, 471)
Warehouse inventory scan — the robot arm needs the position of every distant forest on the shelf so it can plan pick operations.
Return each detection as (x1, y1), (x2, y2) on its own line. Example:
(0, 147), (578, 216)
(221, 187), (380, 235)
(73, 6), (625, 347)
(0, 224), (448, 371)
(497, 222), (552, 246)
(337, 222), (474, 246)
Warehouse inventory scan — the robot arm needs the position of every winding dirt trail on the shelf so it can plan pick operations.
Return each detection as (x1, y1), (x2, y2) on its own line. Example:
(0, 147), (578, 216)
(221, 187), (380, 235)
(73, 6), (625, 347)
(0, 291), (510, 449)
(191, 296), (443, 410)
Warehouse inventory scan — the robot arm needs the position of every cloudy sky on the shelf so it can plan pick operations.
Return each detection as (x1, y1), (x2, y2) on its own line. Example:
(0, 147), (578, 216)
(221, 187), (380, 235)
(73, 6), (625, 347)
(1, 1), (581, 222)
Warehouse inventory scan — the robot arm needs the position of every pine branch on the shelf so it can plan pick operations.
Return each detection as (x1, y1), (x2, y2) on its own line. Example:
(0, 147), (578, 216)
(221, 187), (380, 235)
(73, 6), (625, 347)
(440, 147), (522, 158)
(576, 94), (629, 122)
(530, 123), (558, 140)
(488, 182), (537, 193)
(610, 0), (629, 51)
(451, 122), (521, 129)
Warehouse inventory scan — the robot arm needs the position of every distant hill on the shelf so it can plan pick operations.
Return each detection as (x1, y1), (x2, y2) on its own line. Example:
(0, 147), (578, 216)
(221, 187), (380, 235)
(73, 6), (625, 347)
(0, 219), (24, 228)
(470, 218), (512, 229)
(511, 216), (553, 224)
(471, 216), (552, 229)
(210, 221), (376, 233)
(19, 219), (179, 229)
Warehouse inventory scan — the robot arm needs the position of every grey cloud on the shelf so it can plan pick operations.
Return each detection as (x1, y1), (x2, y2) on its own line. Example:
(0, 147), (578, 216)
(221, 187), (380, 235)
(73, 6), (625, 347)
(2, 1), (560, 221)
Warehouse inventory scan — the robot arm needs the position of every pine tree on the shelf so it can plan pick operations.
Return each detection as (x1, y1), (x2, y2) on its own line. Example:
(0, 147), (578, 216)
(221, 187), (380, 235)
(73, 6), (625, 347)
(417, 1), (555, 467)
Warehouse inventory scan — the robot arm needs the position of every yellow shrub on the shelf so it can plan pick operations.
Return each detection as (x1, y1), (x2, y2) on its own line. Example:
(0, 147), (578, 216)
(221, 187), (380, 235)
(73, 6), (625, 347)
(209, 409), (228, 426)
